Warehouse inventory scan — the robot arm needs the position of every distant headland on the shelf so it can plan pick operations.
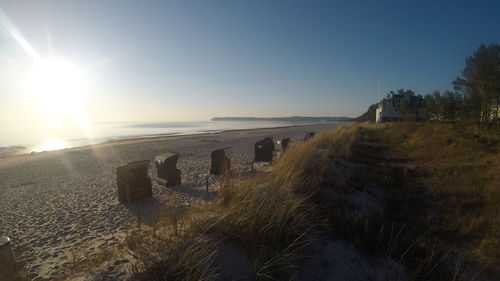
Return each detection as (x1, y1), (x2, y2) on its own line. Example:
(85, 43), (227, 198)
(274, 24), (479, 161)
(211, 116), (354, 122)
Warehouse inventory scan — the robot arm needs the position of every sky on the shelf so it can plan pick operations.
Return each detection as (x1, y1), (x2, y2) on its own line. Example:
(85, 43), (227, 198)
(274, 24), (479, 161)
(0, 0), (499, 124)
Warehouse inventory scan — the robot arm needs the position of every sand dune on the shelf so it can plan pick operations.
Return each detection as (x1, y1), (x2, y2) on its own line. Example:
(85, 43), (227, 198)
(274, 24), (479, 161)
(0, 123), (343, 280)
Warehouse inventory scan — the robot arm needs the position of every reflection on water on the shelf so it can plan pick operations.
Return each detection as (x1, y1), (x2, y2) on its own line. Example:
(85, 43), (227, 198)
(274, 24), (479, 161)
(34, 138), (67, 152)
(1, 120), (341, 153)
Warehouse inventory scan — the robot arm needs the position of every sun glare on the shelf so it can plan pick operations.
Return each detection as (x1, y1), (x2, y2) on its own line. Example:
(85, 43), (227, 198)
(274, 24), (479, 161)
(24, 58), (91, 132)
(25, 59), (85, 113)
(34, 138), (67, 152)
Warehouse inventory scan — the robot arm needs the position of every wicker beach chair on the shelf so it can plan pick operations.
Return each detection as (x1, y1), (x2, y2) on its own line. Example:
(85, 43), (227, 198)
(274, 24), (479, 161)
(116, 160), (152, 203)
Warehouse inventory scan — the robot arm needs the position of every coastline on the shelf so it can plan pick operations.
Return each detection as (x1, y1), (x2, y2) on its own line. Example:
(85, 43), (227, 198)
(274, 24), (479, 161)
(97, 122), (348, 147)
(3, 121), (350, 156)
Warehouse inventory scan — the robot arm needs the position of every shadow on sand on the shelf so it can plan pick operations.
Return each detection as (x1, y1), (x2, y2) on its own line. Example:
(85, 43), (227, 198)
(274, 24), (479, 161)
(123, 197), (161, 227)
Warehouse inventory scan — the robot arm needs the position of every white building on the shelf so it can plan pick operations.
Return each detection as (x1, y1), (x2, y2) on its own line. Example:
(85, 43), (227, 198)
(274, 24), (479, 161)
(376, 92), (426, 123)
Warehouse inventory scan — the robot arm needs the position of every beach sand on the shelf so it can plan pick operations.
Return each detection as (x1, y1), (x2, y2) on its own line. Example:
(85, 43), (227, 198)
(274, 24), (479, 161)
(0, 123), (344, 280)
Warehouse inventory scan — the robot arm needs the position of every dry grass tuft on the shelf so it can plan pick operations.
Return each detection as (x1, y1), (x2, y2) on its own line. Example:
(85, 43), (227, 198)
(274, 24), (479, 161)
(52, 248), (118, 281)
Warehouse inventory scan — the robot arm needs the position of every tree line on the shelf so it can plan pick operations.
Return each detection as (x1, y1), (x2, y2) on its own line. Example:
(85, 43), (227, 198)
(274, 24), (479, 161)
(363, 43), (499, 126)
(425, 43), (499, 125)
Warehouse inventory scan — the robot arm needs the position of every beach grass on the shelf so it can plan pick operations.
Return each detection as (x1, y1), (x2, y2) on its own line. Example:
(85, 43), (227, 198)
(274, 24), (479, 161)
(122, 122), (498, 280)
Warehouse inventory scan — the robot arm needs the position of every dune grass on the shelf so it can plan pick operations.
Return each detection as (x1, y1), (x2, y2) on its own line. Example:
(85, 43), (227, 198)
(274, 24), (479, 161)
(376, 122), (499, 270)
(122, 125), (371, 281)
(126, 122), (499, 280)
(123, 123), (422, 280)
(49, 122), (498, 280)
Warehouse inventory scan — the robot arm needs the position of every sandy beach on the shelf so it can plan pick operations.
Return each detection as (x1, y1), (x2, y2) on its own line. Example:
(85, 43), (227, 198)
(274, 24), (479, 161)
(0, 123), (344, 280)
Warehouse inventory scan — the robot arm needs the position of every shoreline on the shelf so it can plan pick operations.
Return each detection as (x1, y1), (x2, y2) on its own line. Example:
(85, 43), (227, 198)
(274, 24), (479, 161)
(98, 121), (347, 146)
(4, 121), (350, 156)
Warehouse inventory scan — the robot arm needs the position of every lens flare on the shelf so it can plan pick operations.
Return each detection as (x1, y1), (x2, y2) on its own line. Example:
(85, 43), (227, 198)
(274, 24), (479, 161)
(34, 138), (67, 152)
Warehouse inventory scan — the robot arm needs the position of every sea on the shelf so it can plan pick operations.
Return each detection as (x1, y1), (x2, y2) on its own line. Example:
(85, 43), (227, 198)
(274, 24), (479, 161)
(0, 120), (339, 154)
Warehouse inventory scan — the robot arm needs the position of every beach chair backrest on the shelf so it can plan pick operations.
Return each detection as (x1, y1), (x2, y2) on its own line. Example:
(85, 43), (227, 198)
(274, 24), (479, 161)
(117, 160), (149, 184)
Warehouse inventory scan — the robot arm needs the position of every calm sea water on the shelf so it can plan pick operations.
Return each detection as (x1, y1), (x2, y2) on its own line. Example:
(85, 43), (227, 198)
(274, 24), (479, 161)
(0, 120), (338, 154)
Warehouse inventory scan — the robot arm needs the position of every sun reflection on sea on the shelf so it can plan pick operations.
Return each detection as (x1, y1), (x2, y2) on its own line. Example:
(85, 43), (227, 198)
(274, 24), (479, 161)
(33, 138), (67, 152)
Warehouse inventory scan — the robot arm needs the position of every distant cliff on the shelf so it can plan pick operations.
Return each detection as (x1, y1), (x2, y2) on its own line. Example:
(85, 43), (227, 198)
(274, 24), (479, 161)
(211, 116), (354, 122)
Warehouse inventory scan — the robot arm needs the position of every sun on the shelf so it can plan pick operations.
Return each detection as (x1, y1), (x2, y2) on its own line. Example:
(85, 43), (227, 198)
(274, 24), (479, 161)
(25, 58), (85, 115)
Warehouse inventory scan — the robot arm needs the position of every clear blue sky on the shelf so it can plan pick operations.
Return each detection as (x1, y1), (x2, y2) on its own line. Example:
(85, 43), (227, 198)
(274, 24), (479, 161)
(0, 0), (499, 123)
